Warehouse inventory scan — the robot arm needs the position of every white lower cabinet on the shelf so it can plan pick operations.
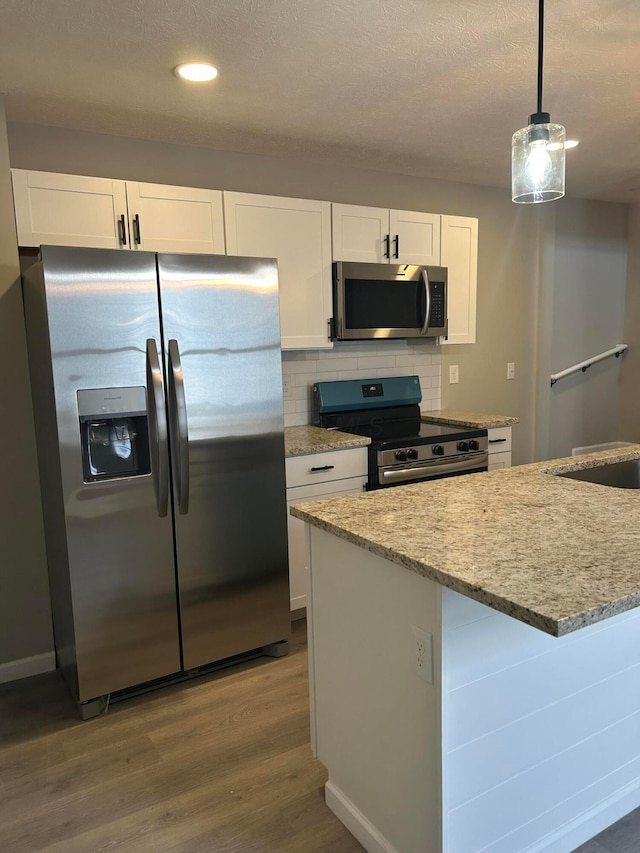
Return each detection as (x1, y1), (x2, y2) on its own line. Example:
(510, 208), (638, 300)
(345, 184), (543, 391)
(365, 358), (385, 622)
(487, 426), (512, 470)
(285, 447), (368, 612)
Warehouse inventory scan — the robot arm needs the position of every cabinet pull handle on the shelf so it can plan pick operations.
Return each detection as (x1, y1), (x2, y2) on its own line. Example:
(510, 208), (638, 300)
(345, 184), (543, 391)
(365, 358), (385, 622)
(118, 214), (127, 245)
(489, 438), (507, 444)
(383, 234), (390, 259)
(310, 465), (335, 472)
(393, 234), (399, 258)
(133, 214), (141, 245)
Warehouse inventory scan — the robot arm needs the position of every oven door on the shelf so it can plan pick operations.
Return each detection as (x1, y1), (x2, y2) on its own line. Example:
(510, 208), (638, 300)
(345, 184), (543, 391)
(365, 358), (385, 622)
(375, 452), (489, 489)
(333, 262), (447, 340)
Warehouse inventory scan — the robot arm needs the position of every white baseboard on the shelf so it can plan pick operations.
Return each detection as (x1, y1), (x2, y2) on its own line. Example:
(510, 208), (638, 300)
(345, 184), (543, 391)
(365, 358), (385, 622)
(325, 781), (399, 853)
(0, 651), (56, 685)
(290, 594), (307, 611)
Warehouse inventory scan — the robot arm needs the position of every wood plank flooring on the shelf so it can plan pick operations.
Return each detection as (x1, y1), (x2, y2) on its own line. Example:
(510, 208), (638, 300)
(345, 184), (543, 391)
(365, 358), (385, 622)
(1, 618), (640, 852)
(0, 620), (363, 852)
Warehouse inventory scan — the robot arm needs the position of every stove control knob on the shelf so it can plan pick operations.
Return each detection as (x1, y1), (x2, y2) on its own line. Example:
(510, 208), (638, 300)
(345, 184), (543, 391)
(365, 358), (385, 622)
(395, 450), (407, 462)
(407, 448), (418, 460)
(457, 441), (469, 452)
(468, 439), (479, 451)
(432, 444), (445, 456)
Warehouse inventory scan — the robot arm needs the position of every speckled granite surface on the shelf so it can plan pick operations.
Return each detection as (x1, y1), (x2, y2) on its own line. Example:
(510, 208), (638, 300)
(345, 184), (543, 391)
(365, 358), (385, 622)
(290, 445), (640, 636)
(284, 425), (370, 457)
(421, 410), (519, 429)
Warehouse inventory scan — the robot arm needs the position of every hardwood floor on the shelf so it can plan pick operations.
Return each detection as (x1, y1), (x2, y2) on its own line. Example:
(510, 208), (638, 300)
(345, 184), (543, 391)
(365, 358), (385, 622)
(0, 620), (363, 852)
(2, 619), (640, 853)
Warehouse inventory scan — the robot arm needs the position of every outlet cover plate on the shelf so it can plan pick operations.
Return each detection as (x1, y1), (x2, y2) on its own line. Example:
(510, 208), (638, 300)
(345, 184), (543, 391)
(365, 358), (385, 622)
(411, 625), (434, 684)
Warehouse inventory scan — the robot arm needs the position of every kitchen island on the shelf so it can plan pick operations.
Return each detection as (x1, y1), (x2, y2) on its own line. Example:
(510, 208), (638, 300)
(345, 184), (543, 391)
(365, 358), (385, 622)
(291, 446), (640, 853)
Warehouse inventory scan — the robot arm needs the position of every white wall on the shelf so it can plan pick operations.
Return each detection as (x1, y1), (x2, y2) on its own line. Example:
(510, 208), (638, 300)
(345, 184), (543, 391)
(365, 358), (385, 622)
(621, 203), (640, 442)
(0, 101), (53, 668)
(542, 198), (628, 460)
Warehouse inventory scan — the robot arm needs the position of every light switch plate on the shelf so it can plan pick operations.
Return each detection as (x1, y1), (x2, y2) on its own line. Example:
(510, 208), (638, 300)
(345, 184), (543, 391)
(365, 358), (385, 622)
(449, 364), (459, 384)
(507, 362), (515, 380)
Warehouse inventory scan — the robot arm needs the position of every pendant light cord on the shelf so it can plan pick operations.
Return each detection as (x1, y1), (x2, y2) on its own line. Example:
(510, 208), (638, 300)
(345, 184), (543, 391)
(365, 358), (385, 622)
(537, 0), (544, 114)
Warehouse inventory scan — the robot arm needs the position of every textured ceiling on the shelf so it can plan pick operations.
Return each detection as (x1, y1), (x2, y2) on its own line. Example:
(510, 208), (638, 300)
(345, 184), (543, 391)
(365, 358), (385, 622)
(1, 0), (639, 202)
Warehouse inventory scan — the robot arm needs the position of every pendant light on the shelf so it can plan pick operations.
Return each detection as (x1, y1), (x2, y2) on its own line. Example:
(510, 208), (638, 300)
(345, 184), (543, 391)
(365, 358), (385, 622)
(512, 0), (566, 204)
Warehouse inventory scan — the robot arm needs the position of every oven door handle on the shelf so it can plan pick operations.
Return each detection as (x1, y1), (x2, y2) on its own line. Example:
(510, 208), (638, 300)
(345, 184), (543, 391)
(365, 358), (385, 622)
(380, 452), (488, 486)
(421, 269), (431, 335)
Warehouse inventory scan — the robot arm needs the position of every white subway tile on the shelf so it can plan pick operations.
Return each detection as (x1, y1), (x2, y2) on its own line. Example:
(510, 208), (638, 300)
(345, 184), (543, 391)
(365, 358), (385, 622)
(333, 358), (360, 372)
(292, 385), (309, 400)
(357, 355), (396, 369)
(304, 351), (321, 361)
(293, 372), (317, 386)
(284, 360), (318, 375)
(313, 371), (338, 382)
(375, 341), (408, 353)
(375, 367), (411, 378)
(334, 370), (370, 380)
(284, 412), (308, 427)
(283, 400), (297, 414)
(295, 399), (310, 413)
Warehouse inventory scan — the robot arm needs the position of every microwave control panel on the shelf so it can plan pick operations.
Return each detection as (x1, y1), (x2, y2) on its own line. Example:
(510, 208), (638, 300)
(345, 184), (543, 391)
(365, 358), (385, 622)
(429, 281), (446, 328)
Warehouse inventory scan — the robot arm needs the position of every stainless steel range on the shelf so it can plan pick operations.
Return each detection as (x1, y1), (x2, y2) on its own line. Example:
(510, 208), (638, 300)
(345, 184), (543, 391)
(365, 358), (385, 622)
(313, 375), (488, 489)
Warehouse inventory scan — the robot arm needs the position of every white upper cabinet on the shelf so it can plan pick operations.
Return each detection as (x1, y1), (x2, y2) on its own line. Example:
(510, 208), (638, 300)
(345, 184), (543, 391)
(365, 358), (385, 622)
(440, 215), (478, 345)
(331, 204), (389, 263)
(11, 170), (128, 249)
(11, 170), (225, 255)
(224, 192), (333, 350)
(125, 182), (225, 254)
(332, 203), (440, 265)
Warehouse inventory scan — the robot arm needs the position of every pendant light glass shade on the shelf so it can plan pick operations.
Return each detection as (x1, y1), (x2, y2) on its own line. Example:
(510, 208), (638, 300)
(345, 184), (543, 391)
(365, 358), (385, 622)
(512, 116), (566, 203)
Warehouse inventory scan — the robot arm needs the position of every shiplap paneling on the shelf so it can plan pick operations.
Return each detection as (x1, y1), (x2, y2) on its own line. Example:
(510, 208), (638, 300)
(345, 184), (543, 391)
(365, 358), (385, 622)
(442, 588), (640, 853)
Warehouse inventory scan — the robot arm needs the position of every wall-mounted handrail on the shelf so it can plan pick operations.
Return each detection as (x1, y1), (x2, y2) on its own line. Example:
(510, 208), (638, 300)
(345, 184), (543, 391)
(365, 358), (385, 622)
(550, 344), (628, 387)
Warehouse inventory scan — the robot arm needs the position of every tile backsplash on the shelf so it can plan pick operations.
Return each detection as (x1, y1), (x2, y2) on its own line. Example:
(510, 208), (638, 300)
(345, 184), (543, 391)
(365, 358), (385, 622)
(281, 340), (441, 427)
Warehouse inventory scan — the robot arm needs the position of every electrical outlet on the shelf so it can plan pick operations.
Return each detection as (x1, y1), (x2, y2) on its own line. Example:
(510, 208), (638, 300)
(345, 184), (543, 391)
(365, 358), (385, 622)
(411, 625), (433, 683)
(283, 378), (292, 398)
(449, 364), (459, 384)
(507, 362), (516, 380)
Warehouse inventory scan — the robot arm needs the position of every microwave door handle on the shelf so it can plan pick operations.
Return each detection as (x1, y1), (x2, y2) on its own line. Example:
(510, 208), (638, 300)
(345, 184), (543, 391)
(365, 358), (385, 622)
(421, 270), (431, 335)
(146, 339), (169, 518)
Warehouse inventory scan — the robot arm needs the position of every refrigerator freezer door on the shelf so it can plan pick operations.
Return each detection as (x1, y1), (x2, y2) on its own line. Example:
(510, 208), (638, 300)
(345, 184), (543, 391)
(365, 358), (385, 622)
(32, 246), (181, 702)
(158, 254), (289, 669)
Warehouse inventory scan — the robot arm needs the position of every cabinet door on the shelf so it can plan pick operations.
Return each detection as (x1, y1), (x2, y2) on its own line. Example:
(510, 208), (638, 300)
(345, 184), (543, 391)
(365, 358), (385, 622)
(126, 182), (225, 254)
(224, 192), (333, 349)
(332, 203), (390, 263)
(389, 209), (441, 265)
(286, 476), (367, 611)
(11, 169), (128, 249)
(440, 215), (478, 345)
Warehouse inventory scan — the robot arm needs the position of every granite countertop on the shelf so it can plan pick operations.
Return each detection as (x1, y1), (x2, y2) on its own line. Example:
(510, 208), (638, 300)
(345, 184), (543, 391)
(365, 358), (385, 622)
(421, 410), (519, 429)
(290, 445), (640, 637)
(284, 425), (370, 457)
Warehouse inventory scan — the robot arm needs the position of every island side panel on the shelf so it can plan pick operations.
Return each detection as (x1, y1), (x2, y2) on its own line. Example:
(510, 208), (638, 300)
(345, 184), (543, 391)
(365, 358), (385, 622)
(441, 588), (640, 853)
(308, 526), (444, 853)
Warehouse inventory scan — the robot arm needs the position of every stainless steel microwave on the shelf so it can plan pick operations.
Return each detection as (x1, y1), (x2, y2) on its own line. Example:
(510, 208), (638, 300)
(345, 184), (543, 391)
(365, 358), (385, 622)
(331, 262), (448, 341)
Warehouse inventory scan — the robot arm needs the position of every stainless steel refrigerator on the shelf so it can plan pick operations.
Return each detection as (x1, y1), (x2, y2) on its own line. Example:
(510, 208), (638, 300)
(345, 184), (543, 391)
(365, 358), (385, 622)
(23, 246), (290, 718)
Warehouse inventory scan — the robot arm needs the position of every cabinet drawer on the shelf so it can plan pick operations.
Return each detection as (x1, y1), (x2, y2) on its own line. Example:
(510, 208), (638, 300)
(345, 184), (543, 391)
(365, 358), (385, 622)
(487, 452), (511, 471)
(487, 427), (512, 454)
(285, 447), (368, 488)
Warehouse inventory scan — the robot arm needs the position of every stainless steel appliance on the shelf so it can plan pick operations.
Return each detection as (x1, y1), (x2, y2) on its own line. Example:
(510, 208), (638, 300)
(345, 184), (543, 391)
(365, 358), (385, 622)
(313, 375), (488, 489)
(331, 262), (447, 340)
(23, 246), (289, 718)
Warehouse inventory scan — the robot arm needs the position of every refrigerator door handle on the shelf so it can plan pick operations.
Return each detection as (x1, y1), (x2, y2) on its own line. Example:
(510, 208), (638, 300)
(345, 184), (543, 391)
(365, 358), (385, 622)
(146, 339), (169, 517)
(168, 339), (190, 515)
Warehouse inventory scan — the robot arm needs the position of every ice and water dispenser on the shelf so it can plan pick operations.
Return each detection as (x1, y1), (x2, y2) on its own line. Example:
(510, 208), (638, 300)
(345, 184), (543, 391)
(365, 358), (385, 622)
(78, 387), (151, 482)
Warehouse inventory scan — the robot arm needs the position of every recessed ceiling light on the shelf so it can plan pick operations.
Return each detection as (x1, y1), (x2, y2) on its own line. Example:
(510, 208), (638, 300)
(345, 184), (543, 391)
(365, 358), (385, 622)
(174, 63), (218, 82)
